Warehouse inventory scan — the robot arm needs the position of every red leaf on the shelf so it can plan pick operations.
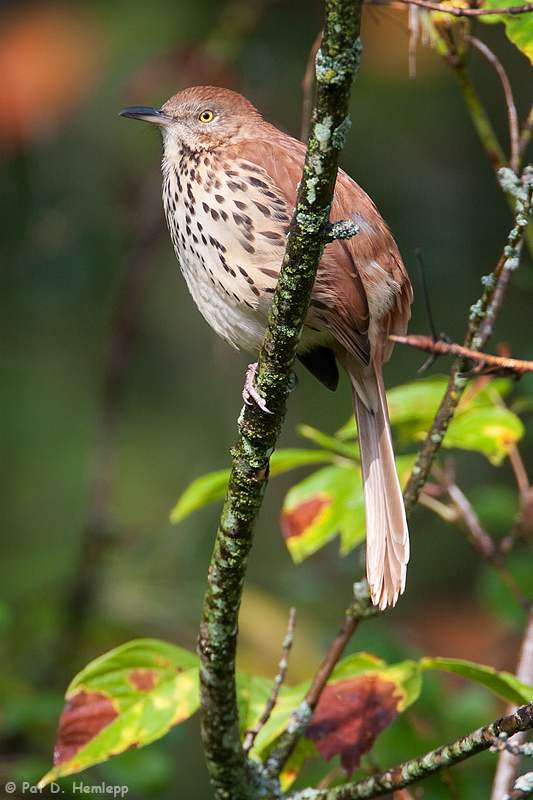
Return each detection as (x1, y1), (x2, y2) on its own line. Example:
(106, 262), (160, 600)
(280, 494), (331, 541)
(306, 674), (401, 775)
(53, 690), (119, 766)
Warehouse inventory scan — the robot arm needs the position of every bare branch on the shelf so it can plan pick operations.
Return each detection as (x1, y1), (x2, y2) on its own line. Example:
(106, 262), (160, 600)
(265, 582), (377, 779)
(465, 35), (520, 174)
(491, 611), (533, 799)
(243, 607), (297, 754)
(403, 167), (533, 515)
(366, 0), (533, 18)
(432, 460), (531, 611)
(389, 333), (533, 376)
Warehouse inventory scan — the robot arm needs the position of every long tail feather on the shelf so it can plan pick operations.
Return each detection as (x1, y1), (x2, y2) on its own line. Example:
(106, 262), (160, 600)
(346, 357), (409, 609)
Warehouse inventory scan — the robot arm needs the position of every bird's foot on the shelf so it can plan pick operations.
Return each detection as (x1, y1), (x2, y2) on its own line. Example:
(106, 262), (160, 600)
(242, 363), (273, 414)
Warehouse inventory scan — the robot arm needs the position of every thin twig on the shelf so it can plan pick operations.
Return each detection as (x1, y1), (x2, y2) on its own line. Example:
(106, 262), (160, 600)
(510, 448), (531, 501)
(265, 582), (377, 779)
(465, 35), (520, 174)
(389, 333), (533, 376)
(403, 168), (533, 515)
(367, 0), (533, 17)
(519, 102), (533, 163)
(243, 607), (297, 754)
(415, 249), (438, 341)
(289, 703), (533, 799)
(434, 461), (531, 611)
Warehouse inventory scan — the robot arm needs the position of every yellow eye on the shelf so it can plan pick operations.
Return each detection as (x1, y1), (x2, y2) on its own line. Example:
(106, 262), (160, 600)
(199, 109), (214, 123)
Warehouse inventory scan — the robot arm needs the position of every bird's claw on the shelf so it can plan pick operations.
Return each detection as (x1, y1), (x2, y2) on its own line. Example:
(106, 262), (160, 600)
(242, 363), (273, 414)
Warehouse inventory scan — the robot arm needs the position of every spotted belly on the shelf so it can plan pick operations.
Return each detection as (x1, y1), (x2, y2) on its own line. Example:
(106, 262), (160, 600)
(163, 153), (291, 353)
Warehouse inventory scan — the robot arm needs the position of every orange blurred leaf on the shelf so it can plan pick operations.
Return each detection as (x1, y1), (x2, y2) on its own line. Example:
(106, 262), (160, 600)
(0, 2), (105, 149)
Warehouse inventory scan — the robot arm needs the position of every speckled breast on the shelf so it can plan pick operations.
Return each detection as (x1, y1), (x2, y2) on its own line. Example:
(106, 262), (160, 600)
(162, 148), (291, 353)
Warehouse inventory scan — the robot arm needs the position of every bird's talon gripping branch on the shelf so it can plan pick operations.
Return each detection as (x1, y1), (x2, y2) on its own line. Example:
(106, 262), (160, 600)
(243, 363), (273, 414)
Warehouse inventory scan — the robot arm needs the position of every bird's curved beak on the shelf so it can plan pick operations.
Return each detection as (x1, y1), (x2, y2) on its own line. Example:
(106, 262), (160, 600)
(119, 106), (173, 125)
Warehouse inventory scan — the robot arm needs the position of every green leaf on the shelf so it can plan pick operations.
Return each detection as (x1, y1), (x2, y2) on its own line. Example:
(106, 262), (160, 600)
(39, 639), (199, 786)
(297, 424), (360, 459)
(235, 672), (309, 759)
(279, 737), (318, 791)
(170, 450), (334, 524)
(479, 0), (533, 64)
(281, 454), (415, 563)
(384, 660), (424, 712)
(281, 463), (366, 563)
(420, 656), (533, 705)
(170, 469), (230, 522)
(445, 405), (524, 465)
(387, 377), (450, 428)
(270, 448), (338, 474)
(385, 377), (524, 463)
(330, 652), (388, 679)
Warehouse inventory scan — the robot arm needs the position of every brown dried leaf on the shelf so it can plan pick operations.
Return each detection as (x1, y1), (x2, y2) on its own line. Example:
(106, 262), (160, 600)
(306, 673), (401, 775)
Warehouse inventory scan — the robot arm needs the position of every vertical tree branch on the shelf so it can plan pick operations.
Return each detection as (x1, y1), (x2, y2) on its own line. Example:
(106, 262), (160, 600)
(197, 3), (364, 798)
(491, 610), (533, 800)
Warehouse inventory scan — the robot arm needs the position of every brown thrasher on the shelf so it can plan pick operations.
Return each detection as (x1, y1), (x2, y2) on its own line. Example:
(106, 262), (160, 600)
(120, 86), (412, 609)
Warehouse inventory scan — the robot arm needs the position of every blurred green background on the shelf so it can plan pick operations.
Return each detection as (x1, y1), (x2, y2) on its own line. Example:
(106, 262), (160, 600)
(1, 0), (533, 797)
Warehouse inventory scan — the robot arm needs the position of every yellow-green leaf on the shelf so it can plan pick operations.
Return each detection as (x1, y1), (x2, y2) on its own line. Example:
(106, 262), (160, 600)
(420, 656), (533, 704)
(170, 450), (334, 523)
(170, 469), (230, 522)
(479, 0), (533, 64)
(39, 640), (199, 786)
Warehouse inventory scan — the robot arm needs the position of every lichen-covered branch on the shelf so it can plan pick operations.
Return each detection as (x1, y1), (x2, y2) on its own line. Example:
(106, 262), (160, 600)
(289, 703), (533, 800)
(197, 3), (364, 798)
(403, 167), (533, 514)
(491, 610), (533, 799)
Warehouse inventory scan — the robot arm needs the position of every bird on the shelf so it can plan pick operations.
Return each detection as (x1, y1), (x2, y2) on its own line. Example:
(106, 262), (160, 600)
(119, 86), (412, 609)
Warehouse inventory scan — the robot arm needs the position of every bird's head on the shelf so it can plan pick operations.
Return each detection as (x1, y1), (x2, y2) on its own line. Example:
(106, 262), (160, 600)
(119, 86), (262, 154)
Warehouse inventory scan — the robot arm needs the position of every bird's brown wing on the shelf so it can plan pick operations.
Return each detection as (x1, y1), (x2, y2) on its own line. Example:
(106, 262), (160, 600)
(231, 133), (372, 367)
(233, 126), (412, 609)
